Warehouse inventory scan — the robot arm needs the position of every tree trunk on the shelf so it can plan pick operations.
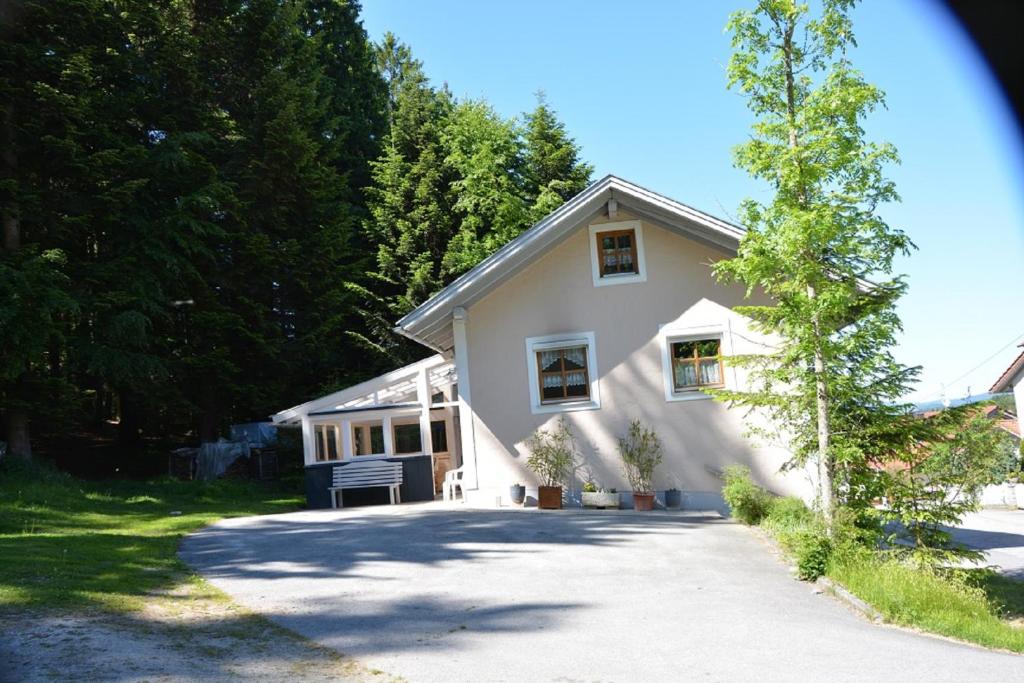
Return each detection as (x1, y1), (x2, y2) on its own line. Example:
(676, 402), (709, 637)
(783, 17), (833, 526)
(809, 286), (833, 524)
(3, 409), (32, 461)
(2, 101), (32, 461)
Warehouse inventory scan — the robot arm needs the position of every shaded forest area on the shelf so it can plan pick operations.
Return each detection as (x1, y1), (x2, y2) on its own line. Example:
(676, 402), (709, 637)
(0, 0), (592, 475)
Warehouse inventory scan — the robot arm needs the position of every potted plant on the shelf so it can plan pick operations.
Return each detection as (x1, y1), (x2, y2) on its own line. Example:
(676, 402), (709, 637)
(664, 474), (683, 509)
(582, 481), (620, 509)
(509, 482), (526, 505)
(526, 417), (578, 510)
(619, 419), (663, 511)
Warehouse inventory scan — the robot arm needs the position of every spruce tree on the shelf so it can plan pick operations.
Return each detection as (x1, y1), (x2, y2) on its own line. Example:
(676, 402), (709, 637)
(522, 93), (593, 224)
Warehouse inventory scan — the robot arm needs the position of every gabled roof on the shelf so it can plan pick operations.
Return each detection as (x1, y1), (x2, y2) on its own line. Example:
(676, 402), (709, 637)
(991, 348), (1024, 393)
(394, 175), (746, 353)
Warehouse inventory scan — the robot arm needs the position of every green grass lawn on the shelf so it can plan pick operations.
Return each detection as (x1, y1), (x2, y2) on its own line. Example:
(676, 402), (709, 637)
(829, 556), (1024, 652)
(0, 461), (304, 611)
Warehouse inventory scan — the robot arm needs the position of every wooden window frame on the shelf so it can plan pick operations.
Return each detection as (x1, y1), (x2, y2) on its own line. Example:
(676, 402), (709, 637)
(670, 338), (724, 392)
(588, 220), (646, 287)
(525, 332), (601, 415)
(315, 423), (341, 462)
(595, 228), (639, 278)
(535, 345), (591, 405)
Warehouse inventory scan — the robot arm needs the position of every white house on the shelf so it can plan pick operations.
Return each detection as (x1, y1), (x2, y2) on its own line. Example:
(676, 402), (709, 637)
(991, 345), (1024, 438)
(272, 175), (813, 510)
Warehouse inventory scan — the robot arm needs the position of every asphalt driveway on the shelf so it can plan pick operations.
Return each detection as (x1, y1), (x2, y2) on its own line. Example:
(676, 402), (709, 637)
(181, 504), (1024, 682)
(948, 509), (1024, 578)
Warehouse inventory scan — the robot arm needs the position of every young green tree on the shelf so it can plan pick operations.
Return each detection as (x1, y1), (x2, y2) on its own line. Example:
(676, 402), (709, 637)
(522, 93), (593, 224)
(715, 0), (913, 525)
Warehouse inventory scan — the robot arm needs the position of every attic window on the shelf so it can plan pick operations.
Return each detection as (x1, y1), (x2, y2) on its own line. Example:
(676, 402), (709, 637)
(596, 229), (638, 277)
(588, 220), (646, 287)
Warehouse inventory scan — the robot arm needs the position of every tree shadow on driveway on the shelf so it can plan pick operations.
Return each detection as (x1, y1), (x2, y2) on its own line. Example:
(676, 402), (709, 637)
(179, 507), (725, 657)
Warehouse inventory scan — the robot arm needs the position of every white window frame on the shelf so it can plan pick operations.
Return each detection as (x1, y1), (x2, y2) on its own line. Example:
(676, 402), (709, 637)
(658, 323), (728, 402)
(525, 331), (601, 415)
(589, 220), (647, 287)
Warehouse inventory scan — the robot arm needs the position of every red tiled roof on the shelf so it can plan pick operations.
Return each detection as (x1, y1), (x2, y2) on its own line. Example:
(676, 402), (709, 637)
(997, 417), (1021, 439)
(991, 349), (1024, 393)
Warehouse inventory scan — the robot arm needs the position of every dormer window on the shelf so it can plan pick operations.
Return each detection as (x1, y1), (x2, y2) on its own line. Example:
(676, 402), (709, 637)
(588, 220), (646, 287)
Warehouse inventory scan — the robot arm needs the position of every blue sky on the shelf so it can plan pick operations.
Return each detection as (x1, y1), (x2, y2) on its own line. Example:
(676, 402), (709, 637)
(360, 0), (1024, 403)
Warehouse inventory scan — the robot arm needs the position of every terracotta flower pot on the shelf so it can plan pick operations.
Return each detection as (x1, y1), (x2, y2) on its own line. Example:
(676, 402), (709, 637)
(538, 485), (563, 509)
(632, 492), (655, 511)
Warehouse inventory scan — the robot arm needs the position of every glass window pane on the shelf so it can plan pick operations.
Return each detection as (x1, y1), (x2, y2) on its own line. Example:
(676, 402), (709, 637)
(602, 236), (615, 249)
(616, 234), (632, 249)
(697, 339), (720, 357)
(565, 371), (588, 398)
(325, 425), (338, 459)
(370, 425), (385, 454)
(352, 420), (385, 456)
(538, 349), (562, 373)
(431, 420), (448, 452)
(674, 360), (697, 389)
(542, 383), (564, 401)
(563, 346), (586, 370)
(393, 423), (422, 454)
(699, 359), (721, 385)
(315, 425), (325, 461)
(673, 341), (696, 358)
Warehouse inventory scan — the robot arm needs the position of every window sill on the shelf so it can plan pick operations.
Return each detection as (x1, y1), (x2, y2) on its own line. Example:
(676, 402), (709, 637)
(530, 399), (601, 415)
(593, 272), (646, 288)
(666, 391), (715, 403)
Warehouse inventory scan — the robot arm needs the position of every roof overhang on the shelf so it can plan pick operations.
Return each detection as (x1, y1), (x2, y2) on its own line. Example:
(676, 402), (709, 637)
(991, 349), (1024, 393)
(394, 175), (746, 353)
(271, 354), (453, 426)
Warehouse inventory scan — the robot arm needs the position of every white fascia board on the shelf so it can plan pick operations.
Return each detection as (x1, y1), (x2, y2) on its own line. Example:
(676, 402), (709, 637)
(271, 354), (448, 424)
(394, 175), (749, 352)
(395, 179), (614, 334)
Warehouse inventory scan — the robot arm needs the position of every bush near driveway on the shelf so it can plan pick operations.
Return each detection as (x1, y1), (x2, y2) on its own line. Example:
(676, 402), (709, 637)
(723, 467), (1024, 652)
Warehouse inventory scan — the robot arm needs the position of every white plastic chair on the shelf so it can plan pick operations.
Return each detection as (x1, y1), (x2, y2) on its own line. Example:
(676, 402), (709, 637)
(443, 466), (466, 502)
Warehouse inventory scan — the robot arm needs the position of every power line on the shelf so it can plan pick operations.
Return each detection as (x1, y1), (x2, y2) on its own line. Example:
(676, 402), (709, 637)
(924, 330), (1024, 401)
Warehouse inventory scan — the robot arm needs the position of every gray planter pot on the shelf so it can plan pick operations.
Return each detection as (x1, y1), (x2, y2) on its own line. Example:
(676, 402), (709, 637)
(665, 489), (682, 509)
(509, 484), (526, 505)
(582, 491), (620, 509)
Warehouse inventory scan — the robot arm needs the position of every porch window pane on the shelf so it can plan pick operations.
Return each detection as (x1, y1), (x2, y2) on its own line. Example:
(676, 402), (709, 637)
(393, 423), (422, 454)
(314, 425), (326, 461)
(325, 424), (338, 460)
(431, 420), (448, 452)
(352, 420), (385, 456)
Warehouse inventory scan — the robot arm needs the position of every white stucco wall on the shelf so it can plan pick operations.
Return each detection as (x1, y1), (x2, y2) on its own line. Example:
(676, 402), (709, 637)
(461, 210), (814, 506)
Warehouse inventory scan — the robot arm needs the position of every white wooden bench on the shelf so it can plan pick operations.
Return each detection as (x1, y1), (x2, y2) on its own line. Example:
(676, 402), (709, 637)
(329, 460), (404, 508)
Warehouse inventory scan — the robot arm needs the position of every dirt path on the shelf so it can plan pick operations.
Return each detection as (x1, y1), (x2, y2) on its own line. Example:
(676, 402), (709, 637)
(0, 580), (400, 682)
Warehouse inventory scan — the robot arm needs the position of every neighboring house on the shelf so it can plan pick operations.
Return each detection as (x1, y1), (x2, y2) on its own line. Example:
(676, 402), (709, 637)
(991, 345), (1024, 439)
(272, 175), (813, 510)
